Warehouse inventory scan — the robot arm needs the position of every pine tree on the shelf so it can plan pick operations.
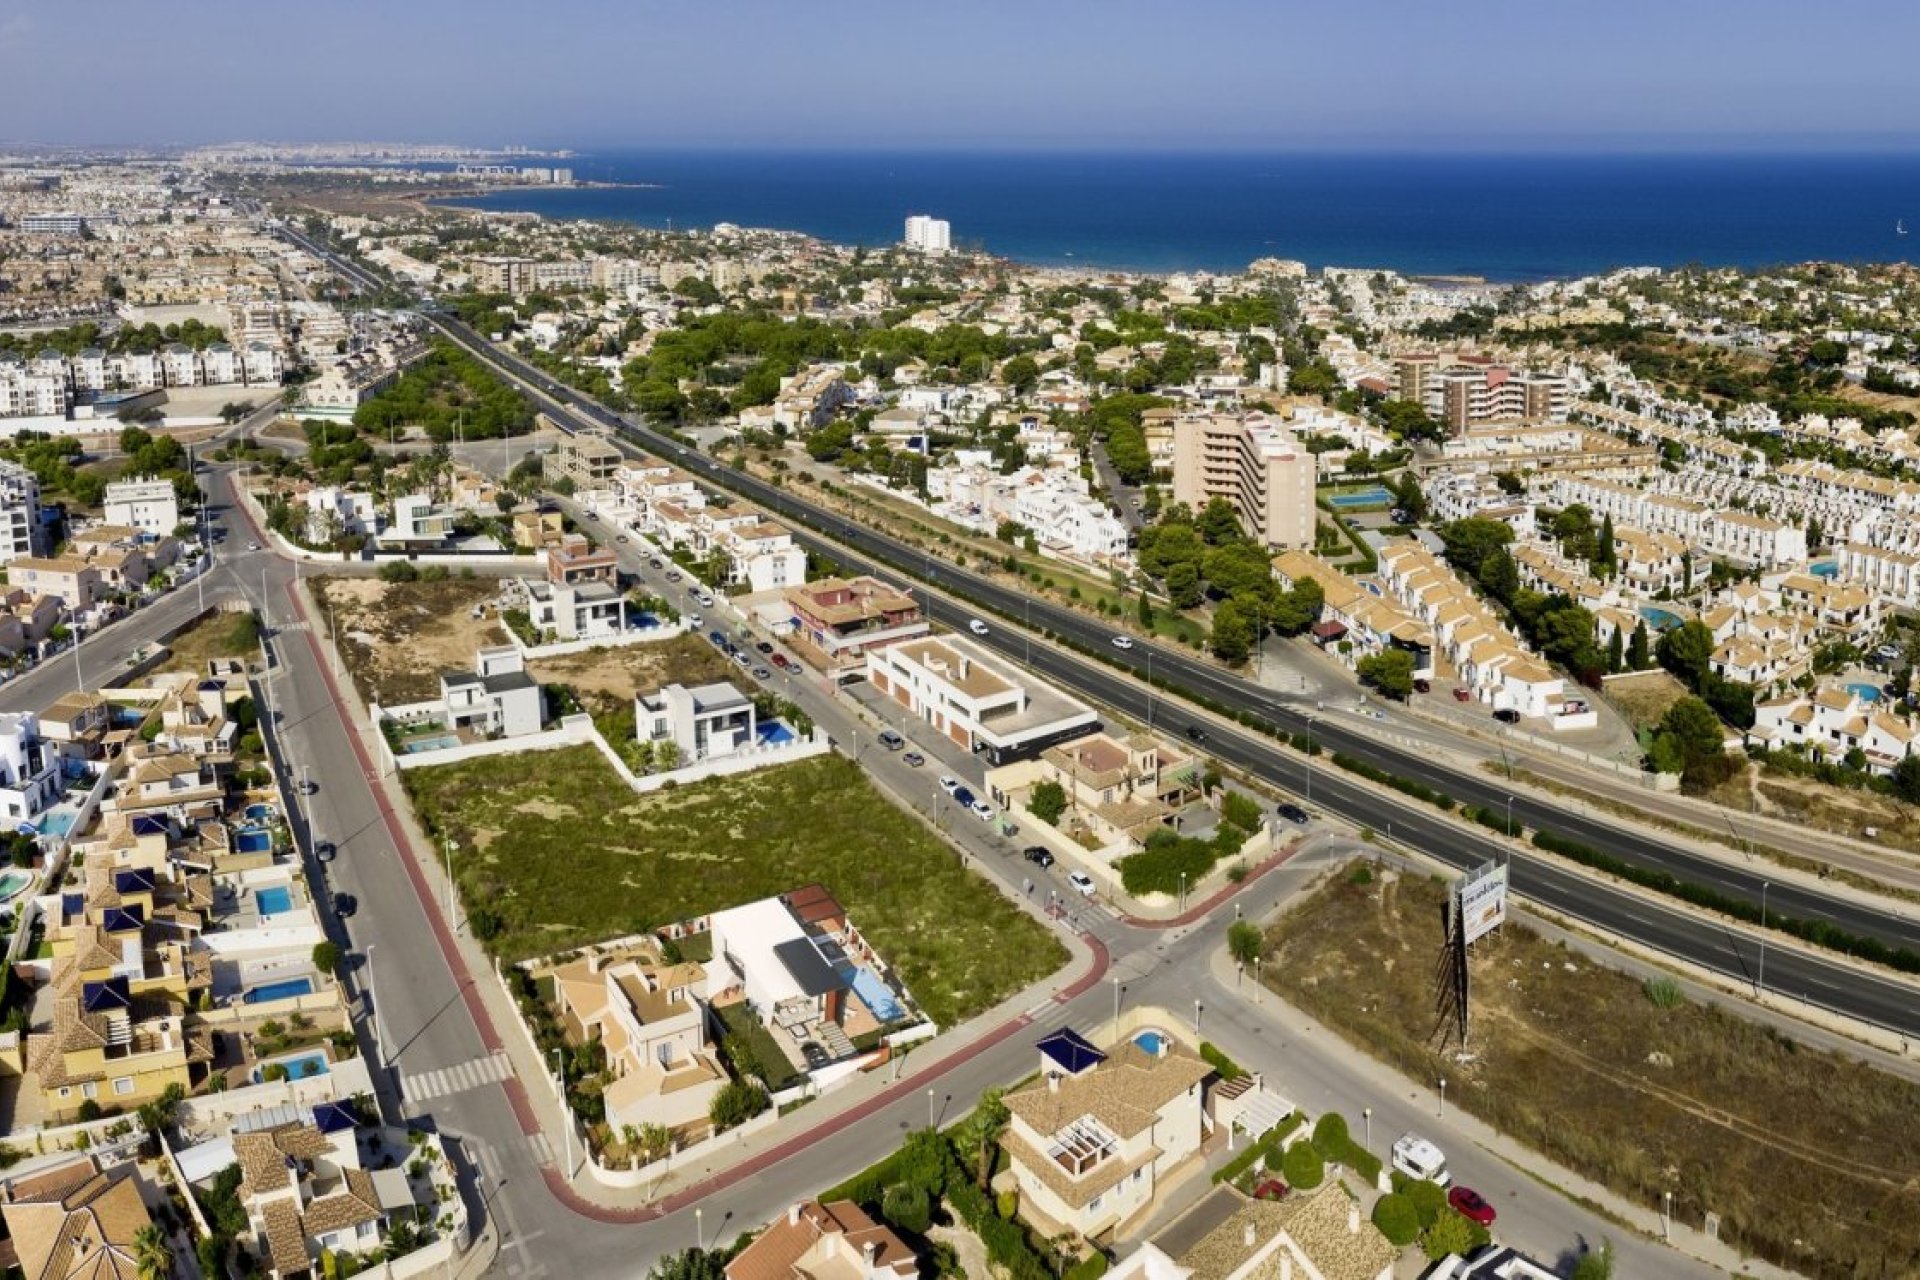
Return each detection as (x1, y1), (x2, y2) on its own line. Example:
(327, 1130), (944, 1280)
(1607, 624), (1625, 674)
(1595, 513), (1616, 576)
(1627, 621), (1651, 670)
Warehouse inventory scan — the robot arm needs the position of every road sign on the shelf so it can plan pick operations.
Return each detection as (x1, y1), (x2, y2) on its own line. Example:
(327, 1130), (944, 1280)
(1456, 859), (1509, 945)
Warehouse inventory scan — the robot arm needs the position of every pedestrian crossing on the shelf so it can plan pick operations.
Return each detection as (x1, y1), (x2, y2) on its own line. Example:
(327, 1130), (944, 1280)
(401, 1052), (515, 1103)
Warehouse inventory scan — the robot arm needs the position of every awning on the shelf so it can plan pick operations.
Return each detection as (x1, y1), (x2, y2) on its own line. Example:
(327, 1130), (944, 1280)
(1310, 620), (1348, 641)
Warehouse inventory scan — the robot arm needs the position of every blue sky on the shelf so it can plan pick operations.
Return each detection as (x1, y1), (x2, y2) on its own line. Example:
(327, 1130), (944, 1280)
(4, 0), (1919, 150)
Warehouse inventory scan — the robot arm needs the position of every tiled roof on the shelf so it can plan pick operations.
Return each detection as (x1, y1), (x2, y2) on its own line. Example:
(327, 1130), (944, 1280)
(1005, 1042), (1210, 1143)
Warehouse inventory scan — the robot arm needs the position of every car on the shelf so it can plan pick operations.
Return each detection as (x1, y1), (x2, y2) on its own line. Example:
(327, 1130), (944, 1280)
(1447, 1186), (1496, 1226)
(617, 534), (629, 544)
(753, 665), (772, 679)
(878, 730), (905, 751)
(1111, 635), (1135, 650)
(1277, 803), (1309, 825)
(939, 775), (961, 795)
(665, 570), (682, 582)
(649, 557), (664, 568)
(755, 641), (774, 655)
(1185, 725), (1208, 743)
(902, 751), (925, 768)
(247, 541), (260, 551)
(296, 779), (318, 796)
(771, 653), (793, 671)
(695, 592), (716, 607)
(586, 510), (599, 520)
(333, 893), (358, 918)
(800, 1041), (830, 1067)
(1453, 686), (1472, 702)
(1023, 846), (1055, 868)
(685, 613), (703, 628)
(1130, 496), (1143, 507)
(1413, 678), (1431, 694)
(968, 619), (990, 636)
(314, 841), (337, 863)
(952, 786), (978, 808)
(970, 799), (995, 821)
(708, 629), (728, 646)
(1493, 708), (1521, 724)
(732, 651), (751, 669)
(1067, 871), (1096, 897)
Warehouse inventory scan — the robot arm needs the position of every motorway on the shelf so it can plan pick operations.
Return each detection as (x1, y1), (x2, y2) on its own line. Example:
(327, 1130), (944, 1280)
(387, 298), (1920, 1042)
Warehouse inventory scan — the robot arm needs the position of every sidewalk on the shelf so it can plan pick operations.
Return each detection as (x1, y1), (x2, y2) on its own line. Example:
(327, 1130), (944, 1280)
(1202, 930), (1797, 1280)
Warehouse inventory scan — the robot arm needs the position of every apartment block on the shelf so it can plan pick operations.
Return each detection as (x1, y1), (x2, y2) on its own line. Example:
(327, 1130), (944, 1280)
(1169, 413), (1315, 548)
(783, 577), (928, 678)
(866, 634), (1097, 762)
(0, 462), (47, 563)
(102, 475), (180, 538)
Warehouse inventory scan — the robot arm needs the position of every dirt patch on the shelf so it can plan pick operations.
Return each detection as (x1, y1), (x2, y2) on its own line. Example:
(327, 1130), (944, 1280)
(528, 633), (734, 708)
(1756, 772), (1920, 854)
(1259, 862), (1920, 1278)
(1601, 670), (1689, 732)
(314, 576), (510, 705)
(153, 610), (261, 679)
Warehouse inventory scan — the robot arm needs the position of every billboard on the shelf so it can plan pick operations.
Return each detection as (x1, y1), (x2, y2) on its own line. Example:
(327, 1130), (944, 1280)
(1456, 860), (1509, 945)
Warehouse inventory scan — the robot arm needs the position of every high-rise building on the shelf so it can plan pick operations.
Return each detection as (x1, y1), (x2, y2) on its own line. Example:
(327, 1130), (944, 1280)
(1169, 414), (1315, 549)
(903, 214), (952, 254)
(0, 462), (47, 563)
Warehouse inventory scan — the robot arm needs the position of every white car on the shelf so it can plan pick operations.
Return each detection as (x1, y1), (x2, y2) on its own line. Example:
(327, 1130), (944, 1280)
(970, 799), (995, 821)
(938, 775), (962, 796)
(1111, 635), (1135, 650)
(1068, 871), (1096, 897)
(684, 613), (702, 628)
(968, 619), (990, 636)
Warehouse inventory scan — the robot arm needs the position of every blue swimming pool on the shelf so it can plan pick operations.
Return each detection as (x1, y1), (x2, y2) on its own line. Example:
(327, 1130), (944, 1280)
(234, 827), (272, 854)
(403, 735), (461, 754)
(1847, 682), (1882, 704)
(255, 886), (293, 915)
(1639, 605), (1684, 632)
(252, 1048), (329, 1082)
(0, 870), (33, 901)
(1325, 486), (1393, 511)
(757, 722), (796, 746)
(1811, 560), (1838, 579)
(1134, 1030), (1166, 1055)
(245, 977), (313, 1004)
(35, 810), (76, 838)
(849, 966), (904, 1023)
(243, 803), (274, 822)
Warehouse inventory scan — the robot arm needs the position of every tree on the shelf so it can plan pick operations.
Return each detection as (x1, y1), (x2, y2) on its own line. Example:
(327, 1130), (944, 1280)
(882, 1181), (933, 1235)
(1165, 562), (1203, 609)
(1569, 1240), (1616, 1280)
(1657, 620), (1716, 689)
(1422, 1209), (1488, 1262)
(1209, 597), (1259, 665)
(952, 1088), (1009, 1191)
(133, 1224), (173, 1280)
(1371, 1194), (1421, 1247)
(1001, 355), (1041, 395)
(1279, 1139), (1324, 1190)
(1271, 578), (1324, 635)
(1196, 497), (1244, 545)
(1226, 920), (1263, 968)
(312, 941), (342, 975)
(648, 1250), (729, 1280)
(1892, 753), (1920, 805)
(1594, 513), (1616, 576)
(1028, 780), (1068, 826)
(1438, 517), (1514, 581)
(709, 1080), (769, 1131)
(1607, 625), (1625, 674)
(1627, 621), (1651, 671)
(1356, 650), (1415, 700)
(626, 1122), (672, 1165)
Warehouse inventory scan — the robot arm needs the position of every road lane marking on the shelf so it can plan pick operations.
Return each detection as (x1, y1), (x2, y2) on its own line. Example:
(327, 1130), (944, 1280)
(401, 1051), (514, 1103)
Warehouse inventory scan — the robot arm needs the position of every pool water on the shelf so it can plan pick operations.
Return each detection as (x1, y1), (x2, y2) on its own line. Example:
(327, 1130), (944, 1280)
(243, 803), (274, 822)
(1810, 560), (1838, 579)
(234, 827), (272, 854)
(255, 886), (293, 915)
(35, 810), (76, 838)
(245, 977), (313, 1003)
(1325, 486), (1393, 510)
(1134, 1030), (1166, 1055)
(1846, 682), (1882, 704)
(1638, 605), (1683, 632)
(251, 1048), (329, 1082)
(0, 870), (33, 900)
(757, 722), (796, 746)
(403, 735), (461, 754)
(848, 966), (903, 1022)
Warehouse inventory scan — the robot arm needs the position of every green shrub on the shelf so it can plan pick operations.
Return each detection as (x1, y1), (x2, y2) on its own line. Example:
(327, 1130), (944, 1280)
(708, 1081), (769, 1131)
(1395, 1174), (1448, 1228)
(1312, 1112), (1349, 1151)
(1116, 829), (1221, 897)
(1199, 1042), (1244, 1082)
(1063, 1253), (1110, 1280)
(1212, 1113), (1302, 1184)
(1221, 790), (1263, 832)
(1423, 1209), (1490, 1262)
(882, 1182), (931, 1235)
(1280, 1139), (1324, 1190)
(1371, 1193), (1421, 1247)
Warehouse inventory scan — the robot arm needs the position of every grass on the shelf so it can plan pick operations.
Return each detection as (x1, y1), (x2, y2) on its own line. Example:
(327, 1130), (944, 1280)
(153, 610), (259, 678)
(717, 1001), (806, 1092)
(1601, 669), (1690, 732)
(404, 750), (1067, 1027)
(1257, 861), (1920, 1279)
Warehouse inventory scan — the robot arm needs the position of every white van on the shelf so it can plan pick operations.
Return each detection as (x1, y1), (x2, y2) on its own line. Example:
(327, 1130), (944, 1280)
(1391, 1133), (1452, 1187)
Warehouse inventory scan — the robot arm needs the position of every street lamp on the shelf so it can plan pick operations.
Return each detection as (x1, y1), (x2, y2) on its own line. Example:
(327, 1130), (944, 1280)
(927, 1088), (936, 1130)
(365, 944), (386, 1053)
(551, 1047), (574, 1178)
(1363, 1106), (1372, 1154)
(1112, 976), (1122, 1031)
(443, 836), (458, 930)
(1758, 880), (1770, 997)
(1304, 714), (1318, 805)
(1192, 999), (1203, 1037)
(696, 1206), (704, 1252)
(1438, 1077), (1447, 1119)
(1506, 794), (1515, 839)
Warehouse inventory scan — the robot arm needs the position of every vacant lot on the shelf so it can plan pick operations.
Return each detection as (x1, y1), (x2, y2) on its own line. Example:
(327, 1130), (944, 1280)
(314, 576), (508, 705)
(154, 609), (259, 678)
(528, 632), (733, 707)
(403, 750), (1067, 1027)
(1258, 864), (1920, 1278)
(1601, 669), (1689, 733)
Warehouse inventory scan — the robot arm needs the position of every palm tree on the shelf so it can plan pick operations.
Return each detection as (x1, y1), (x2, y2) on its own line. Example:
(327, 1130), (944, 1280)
(132, 1224), (173, 1280)
(953, 1088), (1009, 1191)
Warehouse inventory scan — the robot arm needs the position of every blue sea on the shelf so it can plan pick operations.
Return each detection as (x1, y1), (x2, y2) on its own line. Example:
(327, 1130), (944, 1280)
(441, 151), (1920, 282)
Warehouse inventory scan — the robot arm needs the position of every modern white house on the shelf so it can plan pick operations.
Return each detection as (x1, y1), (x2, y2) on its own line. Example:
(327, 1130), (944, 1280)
(386, 493), (461, 544)
(0, 712), (61, 824)
(525, 580), (628, 641)
(865, 634), (1097, 762)
(439, 646), (544, 739)
(102, 476), (181, 539)
(635, 681), (756, 763)
(304, 487), (378, 543)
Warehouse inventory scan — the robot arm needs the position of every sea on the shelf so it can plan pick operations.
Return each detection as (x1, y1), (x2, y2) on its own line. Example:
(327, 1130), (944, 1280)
(439, 150), (1920, 283)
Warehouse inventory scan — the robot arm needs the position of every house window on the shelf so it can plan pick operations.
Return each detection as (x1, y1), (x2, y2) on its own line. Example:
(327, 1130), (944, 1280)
(112, 1077), (135, 1096)
(58, 1087), (71, 1099)
(81, 1082), (98, 1099)
(1088, 1195), (1102, 1213)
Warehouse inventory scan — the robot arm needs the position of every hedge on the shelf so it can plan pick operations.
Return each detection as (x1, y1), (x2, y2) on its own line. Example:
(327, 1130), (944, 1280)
(1280, 1139), (1325, 1190)
(1372, 1193), (1421, 1247)
(1199, 1042), (1245, 1081)
(1212, 1113), (1302, 1184)
(1311, 1112), (1382, 1182)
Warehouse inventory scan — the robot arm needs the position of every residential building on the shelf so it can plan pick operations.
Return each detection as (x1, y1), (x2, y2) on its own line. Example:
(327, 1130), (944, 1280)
(547, 533), (618, 588)
(1752, 684), (1916, 772)
(867, 634), (1098, 763)
(552, 431), (624, 492)
(636, 681), (757, 762)
(525, 579), (627, 641)
(102, 475), (180, 538)
(303, 487), (377, 543)
(0, 462), (47, 563)
(1111, 1185), (1395, 1280)
(707, 515), (808, 593)
(903, 215), (952, 254)
(1169, 413), (1315, 549)
(6, 556), (97, 611)
(229, 1121), (399, 1275)
(386, 493), (460, 544)
(1, 1158), (157, 1280)
(440, 646), (544, 739)
(552, 942), (726, 1131)
(1001, 1029), (1212, 1238)
(783, 576), (928, 678)
(512, 507), (566, 549)
(727, 1200), (919, 1280)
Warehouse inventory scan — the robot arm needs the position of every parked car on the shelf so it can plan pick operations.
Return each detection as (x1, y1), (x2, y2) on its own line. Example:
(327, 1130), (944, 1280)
(1493, 708), (1520, 724)
(685, 613), (702, 629)
(878, 730), (905, 751)
(708, 630), (728, 647)
(771, 653), (793, 671)
(1391, 1133), (1451, 1187)
(296, 778), (318, 796)
(1022, 846), (1055, 868)
(616, 534), (629, 544)
(968, 619), (990, 636)
(247, 541), (260, 551)
(970, 799), (995, 822)
(1067, 870), (1096, 897)
(952, 786), (978, 808)
(1452, 687), (1471, 702)
(938, 775), (962, 795)
(753, 666), (772, 680)
(314, 841), (337, 863)
(1413, 678), (1431, 694)
(333, 893), (358, 918)
(1447, 1186), (1496, 1226)
(665, 569), (682, 582)
(1111, 635), (1135, 650)
(755, 641), (774, 655)
(732, 651), (751, 669)
(649, 557), (663, 568)
(695, 591), (716, 608)
(585, 511), (598, 520)
(1276, 803), (1309, 825)
(902, 751), (925, 768)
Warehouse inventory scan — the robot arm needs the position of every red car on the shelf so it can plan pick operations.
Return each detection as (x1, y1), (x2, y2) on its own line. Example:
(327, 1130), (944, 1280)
(1448, 1185), (1496, 1226)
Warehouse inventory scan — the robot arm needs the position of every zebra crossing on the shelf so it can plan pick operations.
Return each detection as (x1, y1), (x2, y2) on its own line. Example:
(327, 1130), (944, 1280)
(400, 1052), (515, 1104)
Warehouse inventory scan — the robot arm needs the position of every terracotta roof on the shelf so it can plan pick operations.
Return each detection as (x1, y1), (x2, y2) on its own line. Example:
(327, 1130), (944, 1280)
(726, 1199), (917, 1280)
(259, 1197), (308, 1276)
(302, 1168), (383, 1236)
(1172, 1185), (1396, 1280)
(234, 1124), (333, 1200)
(1005, 1042), (1211, 1143)
(2, 1162), (152, 1280)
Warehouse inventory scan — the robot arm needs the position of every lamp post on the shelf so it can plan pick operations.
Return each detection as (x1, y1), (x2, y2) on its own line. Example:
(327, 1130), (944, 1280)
(551, 1047), (573, 1178)
(1662, 1190), (1673, 1241)
(695, 1206), (704, 1253)
(1192, 999), (1203, 1037)
(1506, 793), (1515, 839)
(927, 1087), (936, 1130)
(1304, 714), (1317, 805)
(365, 944), (386, 1053)
(67, 605), (84, 693)
(1438, 1077), (1447, 1119)
(1363, 1106), (1372, 1154)
(444, 836), (460, 930)
(1112, 976), (1122, 1032)
(1146, 648), (1154, 735)
(1757, 880), (1770, 997)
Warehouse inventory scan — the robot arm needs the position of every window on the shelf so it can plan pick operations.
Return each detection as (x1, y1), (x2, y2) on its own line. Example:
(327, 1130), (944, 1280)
(1088, 1195), (1102, 1213)
(112, 1077), (135, 1096)
(81, 1082), (98, 1099)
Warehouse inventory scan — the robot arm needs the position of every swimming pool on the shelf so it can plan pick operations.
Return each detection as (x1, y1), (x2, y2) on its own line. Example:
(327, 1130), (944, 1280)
(403, 735), (461, 754)
(251, 1048), (329, 1082)
(1639, 605), (1683, 632)
(1810, 560), (1838, 579)
(1846, 682), (1882, 704)
(848, 966), (904, 1023)
(255, 886), (293, 915)
(243, 803), (275, 822)
(0, 869), (33, 901)
(1324, 486), (1393, 511)
(234, 827), (272, 854)
(757, 722), (796, 746)
(1134, 1030), (1167, 1055)
(244, 976), (313, 1004)
(35, 809), (76, 839)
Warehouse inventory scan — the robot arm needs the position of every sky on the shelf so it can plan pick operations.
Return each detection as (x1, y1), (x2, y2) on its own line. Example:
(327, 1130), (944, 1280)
(4, 0), (1920, 152)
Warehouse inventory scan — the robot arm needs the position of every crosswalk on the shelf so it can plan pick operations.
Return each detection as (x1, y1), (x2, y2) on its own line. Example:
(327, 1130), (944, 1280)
(400, 1052), (515, 1103)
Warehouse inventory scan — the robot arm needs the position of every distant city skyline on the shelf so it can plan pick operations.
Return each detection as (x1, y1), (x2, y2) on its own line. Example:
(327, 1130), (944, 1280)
(4, 1), (1920, 151)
